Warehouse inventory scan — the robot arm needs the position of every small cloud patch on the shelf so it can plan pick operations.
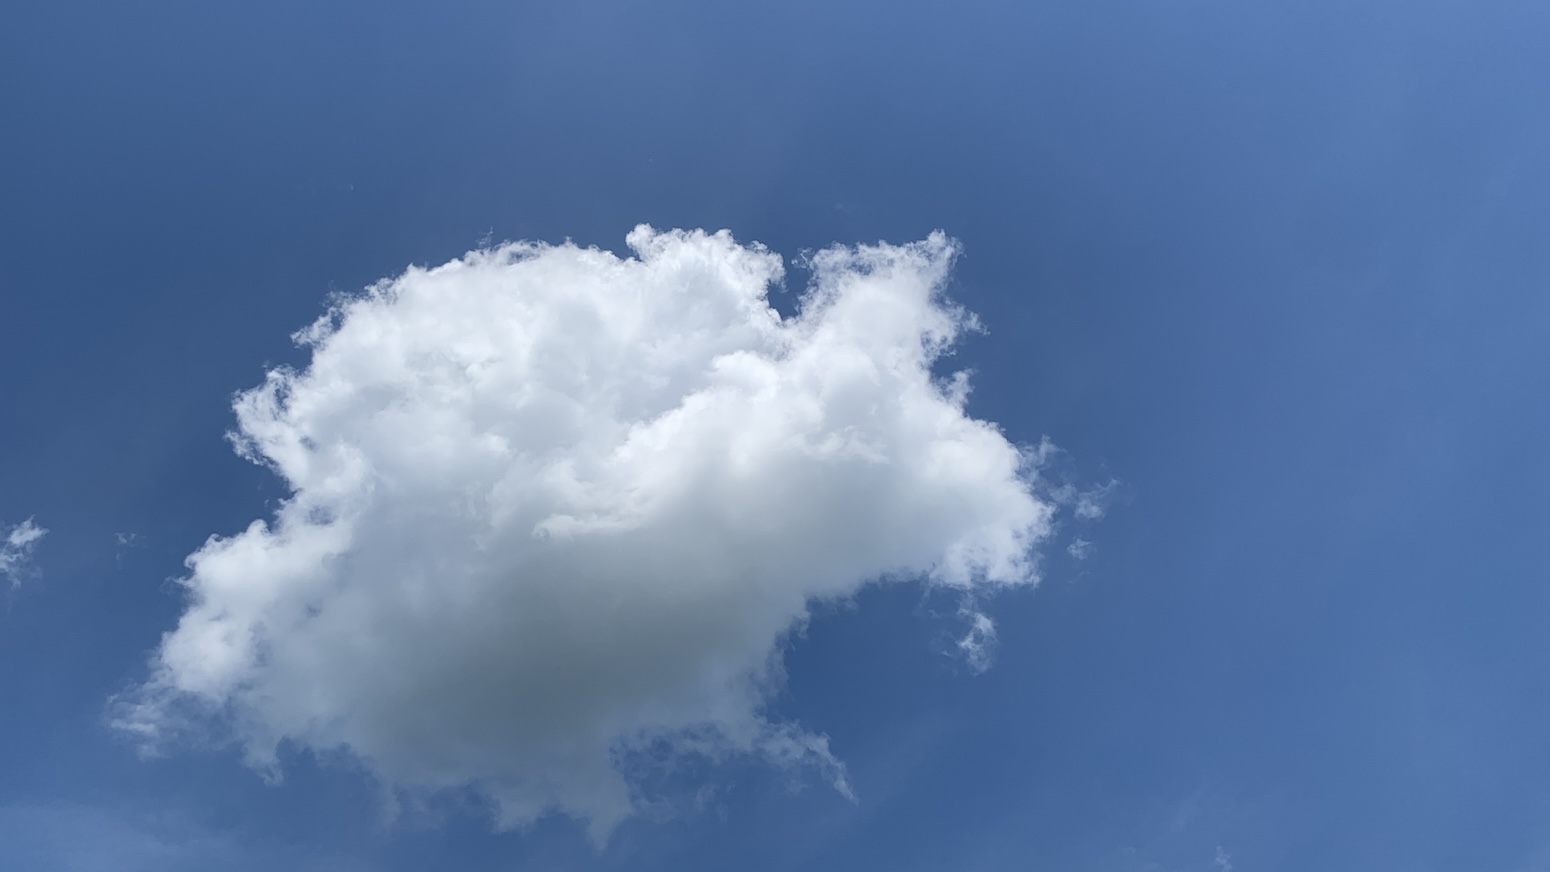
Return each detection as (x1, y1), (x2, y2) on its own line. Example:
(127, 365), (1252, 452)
(1, 518), (46, 588)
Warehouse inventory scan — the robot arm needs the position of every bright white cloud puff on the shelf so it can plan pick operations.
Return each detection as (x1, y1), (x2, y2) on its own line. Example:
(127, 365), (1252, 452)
(117, 227), (1057, 839)
(1, 518), (46, 588)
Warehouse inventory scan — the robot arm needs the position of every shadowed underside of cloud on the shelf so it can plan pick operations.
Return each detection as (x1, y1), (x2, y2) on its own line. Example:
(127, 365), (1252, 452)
(116, 226), (1055, 839)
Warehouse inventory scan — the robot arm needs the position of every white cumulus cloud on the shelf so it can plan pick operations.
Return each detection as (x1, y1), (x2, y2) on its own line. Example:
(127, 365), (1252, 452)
(1, 518), (46, 588)
(117, 227), (1059, 838)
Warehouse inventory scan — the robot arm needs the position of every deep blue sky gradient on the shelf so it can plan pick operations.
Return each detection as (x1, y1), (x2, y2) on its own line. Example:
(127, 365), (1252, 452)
(3, 1), (1549, 869)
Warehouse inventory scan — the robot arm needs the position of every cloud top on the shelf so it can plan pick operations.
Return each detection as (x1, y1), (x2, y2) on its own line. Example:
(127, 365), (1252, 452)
(118, 227), (1053, 837)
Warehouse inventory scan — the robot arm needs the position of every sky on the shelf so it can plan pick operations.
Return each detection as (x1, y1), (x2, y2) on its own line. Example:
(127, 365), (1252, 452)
(2, 1), (1549, 870)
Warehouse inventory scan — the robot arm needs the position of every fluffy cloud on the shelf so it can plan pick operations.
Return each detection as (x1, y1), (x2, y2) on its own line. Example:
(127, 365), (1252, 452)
(117, 227), (1056, 838)
(1, 518), (46, 588)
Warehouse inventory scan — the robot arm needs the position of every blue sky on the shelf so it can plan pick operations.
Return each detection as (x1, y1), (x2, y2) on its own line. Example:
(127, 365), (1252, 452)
(3, 1), (1549, 870)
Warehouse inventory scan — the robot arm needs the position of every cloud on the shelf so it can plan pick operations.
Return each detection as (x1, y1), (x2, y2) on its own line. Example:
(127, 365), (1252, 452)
(1214, 846), (1233, 872)
(116, 227), (1057, 839)
(1049, 478), (1118, 522)
(115, 532), (147, 566)
(955, 606), (999, 674)
(1067, 538), (1094, 560)
(1, 518), (47, 588)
